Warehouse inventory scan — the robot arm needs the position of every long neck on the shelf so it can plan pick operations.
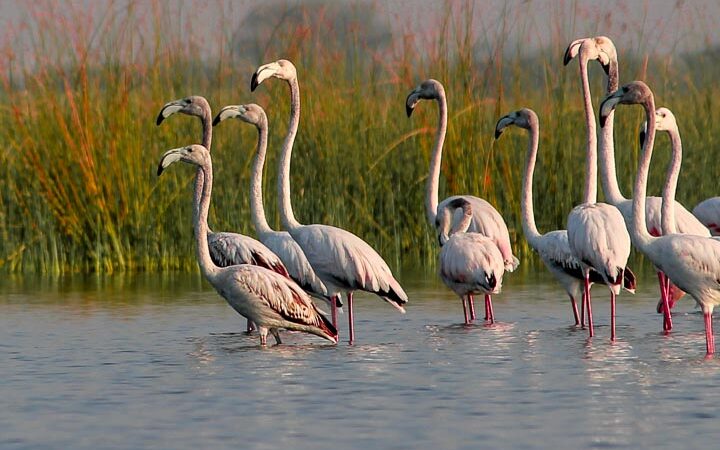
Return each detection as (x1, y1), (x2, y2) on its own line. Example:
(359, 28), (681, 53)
(426, 87), (448, 226)
(195, 161), (219, 279)
(632, 96), (658, 249)
(520, 120), (542, 246)
(661, 125), (682, 234)
(598, 60), (626, 204)
(278, 77), (302, 230)
(194, 108), (213, 224)
(250, 120), (272, 234)
(449, 205), (473, 235)
(579, 57), (598, 204)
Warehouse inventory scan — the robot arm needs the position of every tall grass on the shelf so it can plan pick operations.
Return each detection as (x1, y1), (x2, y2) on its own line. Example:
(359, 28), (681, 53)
(1, 0), (719, 274)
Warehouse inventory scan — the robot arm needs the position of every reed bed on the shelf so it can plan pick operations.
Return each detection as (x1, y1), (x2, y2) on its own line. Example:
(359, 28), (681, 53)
(1, 0), (718, 274)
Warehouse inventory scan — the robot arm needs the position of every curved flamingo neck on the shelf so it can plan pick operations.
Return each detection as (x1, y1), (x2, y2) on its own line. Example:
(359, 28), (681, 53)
(449, 203), (472, 235)
(278, 77), (302, 230)
(426, 84), (448, 226)
(250, 118), (273, 235)
(196, 159), (219, 279)
(520, 118), (542, 247)
(661, 124), (682, 234)
(598, 59), (626, 205)
(632, 95), (658, 250)
(579, 56), (598, 204)
(194, 104), (214, 229)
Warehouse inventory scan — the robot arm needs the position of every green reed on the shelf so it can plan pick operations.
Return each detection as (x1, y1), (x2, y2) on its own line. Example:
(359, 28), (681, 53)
(1, 0), (718, 274)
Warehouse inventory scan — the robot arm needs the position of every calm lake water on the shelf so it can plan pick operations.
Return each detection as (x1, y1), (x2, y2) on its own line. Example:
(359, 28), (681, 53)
(2, 268), (720, 449)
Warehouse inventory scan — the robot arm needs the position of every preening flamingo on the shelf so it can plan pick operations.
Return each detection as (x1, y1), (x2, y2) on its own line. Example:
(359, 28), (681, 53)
(565, 38), (632, 340)
(600, 81), (720, 355)
(564, 36), (709, 332)
(157, 144), (337, 346)
(212, 103), (334, 308)
(405, 79), (519, 273)
(495, 108), (636, 326)
(251, 59), (408, 344)
(157, 96), (289, 332)
(437, 198), (504, 325)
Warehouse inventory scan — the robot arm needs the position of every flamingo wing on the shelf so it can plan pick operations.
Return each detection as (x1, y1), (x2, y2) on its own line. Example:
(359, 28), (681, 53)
(261, 231), (328, 296)
(208, 232), (289, 277)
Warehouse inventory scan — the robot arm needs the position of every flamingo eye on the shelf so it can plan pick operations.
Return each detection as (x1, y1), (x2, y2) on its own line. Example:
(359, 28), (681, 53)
(187, 147), (193, 153)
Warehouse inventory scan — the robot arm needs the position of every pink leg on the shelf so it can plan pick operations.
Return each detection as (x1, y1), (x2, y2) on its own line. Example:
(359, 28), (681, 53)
(705, 311), (715, 355)
(657, 272), (672, 332)
(610, 291), (616, 341)
(585, 274), (594, 338)
(347, 292), (355, 345)
(462, 296), (470, 325)
(468, 294), (476, 321)
(580, 290), (586, 328)
(569, 295), (580, 326)
(331, 295), (339, 331)
(485, 294), (495, 324)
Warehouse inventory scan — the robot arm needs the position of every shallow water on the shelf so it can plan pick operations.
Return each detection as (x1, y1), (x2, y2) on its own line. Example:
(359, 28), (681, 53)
(2, 269), (719, 449)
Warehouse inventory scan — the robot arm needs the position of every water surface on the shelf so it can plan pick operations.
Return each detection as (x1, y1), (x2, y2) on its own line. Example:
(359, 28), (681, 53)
(2, 270), (719, 449)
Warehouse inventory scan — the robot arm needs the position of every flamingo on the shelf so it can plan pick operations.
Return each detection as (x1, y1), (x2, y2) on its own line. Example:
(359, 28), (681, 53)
(157, 144), (337, 346)
(405, 79), (519, 320)
(600, 81), (720, 355)
(564, 36), (709, 332)
(437, 198), (504, 325)
(693, 198), (720, 236)
(250, 59), (408, 344)
(212, 103), (338, 309)
(157, 96), (290, 332)
(565, 38), (632, 341)
(495, 108), (636, 326)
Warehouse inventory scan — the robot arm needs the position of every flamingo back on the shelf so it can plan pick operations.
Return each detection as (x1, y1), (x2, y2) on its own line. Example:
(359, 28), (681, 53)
(439, 232), (505, 297)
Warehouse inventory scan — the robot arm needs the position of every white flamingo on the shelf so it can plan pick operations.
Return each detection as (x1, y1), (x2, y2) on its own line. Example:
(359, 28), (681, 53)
(250, 59), (408, 344)
(157, 144), (337, 346)
(495, 108), (636, 326)
(600, 81), (720, 355)
(564, 36), (709, 332)
(405, 79), (519, 320)
(693, 198), (720, 236)
(212, 103), (335, 306)
(437, 198), (504, 325)
(565, 38), (632, 340)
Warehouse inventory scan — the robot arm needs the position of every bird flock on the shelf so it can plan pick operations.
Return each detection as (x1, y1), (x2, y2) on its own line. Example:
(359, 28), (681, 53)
(155, 36), (720, 355)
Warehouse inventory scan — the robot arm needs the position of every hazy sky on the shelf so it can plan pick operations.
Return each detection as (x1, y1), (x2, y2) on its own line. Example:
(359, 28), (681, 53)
(1, 0), (718, 56)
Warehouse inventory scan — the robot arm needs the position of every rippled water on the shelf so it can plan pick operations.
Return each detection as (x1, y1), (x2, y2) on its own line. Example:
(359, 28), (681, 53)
(2, 269), (720, 449)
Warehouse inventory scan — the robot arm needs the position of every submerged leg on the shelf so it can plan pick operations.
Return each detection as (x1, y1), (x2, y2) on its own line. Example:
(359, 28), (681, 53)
(581, 291), (586, 328)
(569, 295), (580, 326)
(462, 296), (470, 325)
(485, 294), (495, 324)
(658, 272), (672, 332)
(610, 291), (616, 341)
(347, 292), (355, 345)
(259, 327), (268, 346)
(705, 311), (715, 355)
(270, 328), (282, 345)
(468, 294), (476, 321)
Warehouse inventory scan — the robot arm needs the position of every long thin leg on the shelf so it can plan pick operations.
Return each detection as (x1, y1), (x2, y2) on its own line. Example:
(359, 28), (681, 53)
(484, 296), (489, 321)
(610, 292), (616, 341)
(259, 327), (268, 346)
(331, 294), (339, 331)
(485, 294), (495, 324)
(658, 272), (672, 332)
(705, 311), (715, 355)
(462, 296), (470, 325)
(581, 290), (586, 329)
(347, 292), (355, 345)
(585, 274), (594, 338)
(569, 295), (580, 326)
(270, 328), (282, 345)
(468, 294), (476, 321)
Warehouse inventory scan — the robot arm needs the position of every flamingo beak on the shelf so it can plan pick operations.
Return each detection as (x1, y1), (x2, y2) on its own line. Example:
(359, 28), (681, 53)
(563, 38), (585, 66)
(494, 115), (514, 139)
(599, 91), (622, 128)
(213, 105), (243, 126)
(251, 61), (281, 91)
(405, 91), (420, 117)
(157, 148), (185, 176)
(156, 100), (185, 126)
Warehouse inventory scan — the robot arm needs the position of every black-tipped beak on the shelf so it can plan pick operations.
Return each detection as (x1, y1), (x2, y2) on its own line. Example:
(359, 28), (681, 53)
(406, 104), (414, 118)
(212, 114), (222, 127)
(601, 62), (611, 76)
(157, 163), (165, 176)
(438, 235), (444, 247)
(562, 47), (573, 66)
(250, 72), (259, 92)
(639, 128), (646, 149)
(494, 129), (503, 140)
(156, 112), (165, 126)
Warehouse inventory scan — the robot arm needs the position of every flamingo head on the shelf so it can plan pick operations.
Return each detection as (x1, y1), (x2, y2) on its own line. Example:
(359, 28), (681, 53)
(157, 144), (210, 176)
(640, 107), (678, 148)
(156, 95), (210, 125)
(212, 103), (267, 128)
(564, 36), (617, 76)
(405, 79), (444, 117)
(600, 81), (654, 128)
(494, 108), (538, 139)
(251, 59), (297, 91)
